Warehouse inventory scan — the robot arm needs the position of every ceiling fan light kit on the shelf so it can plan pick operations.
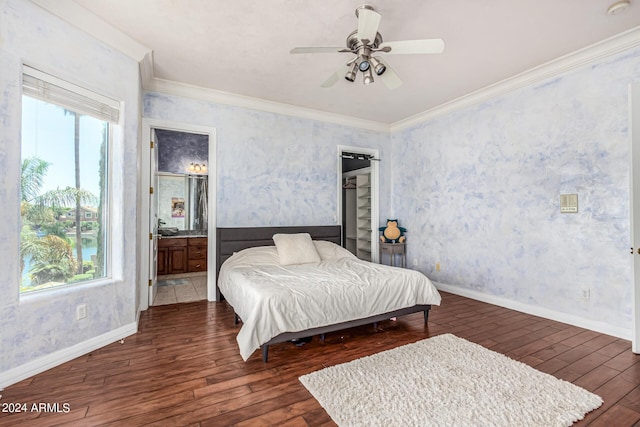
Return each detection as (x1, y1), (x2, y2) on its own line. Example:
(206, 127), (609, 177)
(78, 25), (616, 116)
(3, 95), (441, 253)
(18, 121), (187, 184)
(368, 57), (386, 76)
(363, 68), (374, 85)
(345, 62), (358, 82)
(290, 4), (445, 89)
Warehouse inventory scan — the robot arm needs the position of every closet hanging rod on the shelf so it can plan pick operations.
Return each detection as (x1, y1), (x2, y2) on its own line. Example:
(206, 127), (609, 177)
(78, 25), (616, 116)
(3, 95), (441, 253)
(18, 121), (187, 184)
(340, 152), (380, 161)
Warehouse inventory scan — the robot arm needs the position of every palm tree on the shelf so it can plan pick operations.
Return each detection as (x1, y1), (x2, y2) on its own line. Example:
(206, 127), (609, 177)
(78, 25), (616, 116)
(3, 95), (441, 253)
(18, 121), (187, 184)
(21, 157), (50, 202)
(73, 111), (83, 274)
(20, 156), (96, 287)
(21, 228), (76, 286)
(21, 157), (96, 207)
(95, 125), (107, 277)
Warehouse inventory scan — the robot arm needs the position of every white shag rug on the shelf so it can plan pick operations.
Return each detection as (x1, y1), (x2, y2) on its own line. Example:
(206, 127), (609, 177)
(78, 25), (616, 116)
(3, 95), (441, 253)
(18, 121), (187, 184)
(299, 334), (603, 427)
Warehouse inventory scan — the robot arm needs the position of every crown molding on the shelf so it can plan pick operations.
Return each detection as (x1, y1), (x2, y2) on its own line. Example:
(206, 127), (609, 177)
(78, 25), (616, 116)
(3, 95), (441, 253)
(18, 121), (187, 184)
(29, 0), (385, 132)
(140, 51), (155, 85)
(142, 24), (640, 134)
(390, 25), (640, 132)
(29, 0), (150, 61)
(30, 0), (640, 134)
(144, 77), (390, 133)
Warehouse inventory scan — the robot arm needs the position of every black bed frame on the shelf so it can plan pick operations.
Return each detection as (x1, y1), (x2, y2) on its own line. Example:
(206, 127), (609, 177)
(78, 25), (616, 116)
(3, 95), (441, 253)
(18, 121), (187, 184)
(216, 225), (431, 362)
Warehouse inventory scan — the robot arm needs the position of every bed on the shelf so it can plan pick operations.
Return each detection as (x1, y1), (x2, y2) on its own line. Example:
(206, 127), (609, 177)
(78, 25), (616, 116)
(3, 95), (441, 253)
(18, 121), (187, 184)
(216, 226), (442, 362)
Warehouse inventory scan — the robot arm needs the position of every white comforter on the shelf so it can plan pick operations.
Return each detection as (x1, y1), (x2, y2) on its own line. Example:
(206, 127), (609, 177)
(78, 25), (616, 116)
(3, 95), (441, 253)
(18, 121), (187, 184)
(218, 242), (442, 361)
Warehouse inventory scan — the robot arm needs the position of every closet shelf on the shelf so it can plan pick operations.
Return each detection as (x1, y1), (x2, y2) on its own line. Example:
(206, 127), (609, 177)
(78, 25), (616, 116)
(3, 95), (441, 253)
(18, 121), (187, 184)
(345, 172), (373, 262)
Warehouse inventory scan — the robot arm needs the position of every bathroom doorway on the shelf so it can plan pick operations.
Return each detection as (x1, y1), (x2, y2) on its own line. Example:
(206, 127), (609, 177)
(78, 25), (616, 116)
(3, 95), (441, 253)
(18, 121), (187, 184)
(153, 129), (208, 306)
(140, 119), (217, 311)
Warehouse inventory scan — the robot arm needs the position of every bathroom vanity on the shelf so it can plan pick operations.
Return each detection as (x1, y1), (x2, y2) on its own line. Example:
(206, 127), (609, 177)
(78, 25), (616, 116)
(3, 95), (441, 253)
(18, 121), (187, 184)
(157, 233), (207, 275)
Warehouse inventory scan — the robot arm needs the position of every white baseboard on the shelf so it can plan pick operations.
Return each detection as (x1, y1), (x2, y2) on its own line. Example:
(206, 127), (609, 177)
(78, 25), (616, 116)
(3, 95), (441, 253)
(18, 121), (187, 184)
(435, 282), (632, 341)
(0, 321), (138, 390)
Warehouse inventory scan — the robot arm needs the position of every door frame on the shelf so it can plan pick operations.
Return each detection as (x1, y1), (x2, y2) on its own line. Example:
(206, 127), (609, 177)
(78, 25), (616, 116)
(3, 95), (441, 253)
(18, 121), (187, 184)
(139, 118), (217, 310)
(336, 145), (380, 263)
(148, 127), (159, 306)
(630, 83), (640, 353)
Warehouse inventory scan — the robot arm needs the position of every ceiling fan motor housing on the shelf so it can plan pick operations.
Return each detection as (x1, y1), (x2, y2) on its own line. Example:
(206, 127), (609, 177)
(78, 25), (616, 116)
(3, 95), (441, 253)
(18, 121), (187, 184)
(346, 29), (383, 51)
(355, 4), (376, 18)
(346, 30), (383, 79)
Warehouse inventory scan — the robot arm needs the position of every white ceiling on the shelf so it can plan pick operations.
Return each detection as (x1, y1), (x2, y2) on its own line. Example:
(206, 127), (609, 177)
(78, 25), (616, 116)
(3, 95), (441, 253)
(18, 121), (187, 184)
(61, 1), (640, 124)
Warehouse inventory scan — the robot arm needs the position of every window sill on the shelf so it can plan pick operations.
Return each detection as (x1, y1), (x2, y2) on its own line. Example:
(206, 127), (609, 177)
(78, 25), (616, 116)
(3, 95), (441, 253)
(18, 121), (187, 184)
(19, 277), (116, 303)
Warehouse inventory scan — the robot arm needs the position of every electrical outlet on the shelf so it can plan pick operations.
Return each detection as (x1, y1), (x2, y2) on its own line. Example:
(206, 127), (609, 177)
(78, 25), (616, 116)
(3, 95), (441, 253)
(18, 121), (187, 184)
(412, 258), (418, 268)
(76, 304), (87, 320)
(435, 263), (441, 272)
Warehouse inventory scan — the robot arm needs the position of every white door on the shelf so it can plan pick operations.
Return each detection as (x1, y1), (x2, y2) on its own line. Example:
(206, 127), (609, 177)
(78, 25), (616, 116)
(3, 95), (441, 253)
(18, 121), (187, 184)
(631, 83), (640, 353)
(149, 130), (159, 306)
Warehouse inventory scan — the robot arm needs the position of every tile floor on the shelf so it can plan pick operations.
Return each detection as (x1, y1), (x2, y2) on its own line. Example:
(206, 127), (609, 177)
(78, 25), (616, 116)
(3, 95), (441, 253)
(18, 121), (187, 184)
(152, 274), (208, 306)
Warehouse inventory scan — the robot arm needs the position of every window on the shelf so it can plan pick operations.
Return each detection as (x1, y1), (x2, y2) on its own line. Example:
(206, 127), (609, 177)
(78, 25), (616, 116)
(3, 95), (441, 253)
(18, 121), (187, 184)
(20, 66), (119, 293)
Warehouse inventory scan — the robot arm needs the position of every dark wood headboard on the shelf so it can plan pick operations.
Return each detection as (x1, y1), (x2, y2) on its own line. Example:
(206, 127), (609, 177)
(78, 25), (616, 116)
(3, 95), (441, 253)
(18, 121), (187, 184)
(215, 225), (342, 301)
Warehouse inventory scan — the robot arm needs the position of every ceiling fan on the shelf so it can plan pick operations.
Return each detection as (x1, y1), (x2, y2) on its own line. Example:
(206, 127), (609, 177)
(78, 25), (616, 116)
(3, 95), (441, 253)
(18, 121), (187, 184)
(290, 4), (445, 89)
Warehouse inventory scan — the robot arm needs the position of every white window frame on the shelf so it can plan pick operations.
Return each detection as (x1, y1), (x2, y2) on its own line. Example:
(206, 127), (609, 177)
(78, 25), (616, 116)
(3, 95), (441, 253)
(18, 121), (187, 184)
(20, 65), (119, 294)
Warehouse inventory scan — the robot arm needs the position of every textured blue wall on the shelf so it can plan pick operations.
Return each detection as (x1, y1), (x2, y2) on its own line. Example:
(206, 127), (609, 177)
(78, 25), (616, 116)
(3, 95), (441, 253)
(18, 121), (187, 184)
(156, 129), (209, 174)
(391, 46), (640, 331)
(0, 0), (140, 376)
(144, 93), (391, 227)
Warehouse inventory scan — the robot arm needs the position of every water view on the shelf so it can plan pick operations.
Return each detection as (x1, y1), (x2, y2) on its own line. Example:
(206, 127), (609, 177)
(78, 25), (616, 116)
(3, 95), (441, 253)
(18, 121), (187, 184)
(21, 233), (99, 289)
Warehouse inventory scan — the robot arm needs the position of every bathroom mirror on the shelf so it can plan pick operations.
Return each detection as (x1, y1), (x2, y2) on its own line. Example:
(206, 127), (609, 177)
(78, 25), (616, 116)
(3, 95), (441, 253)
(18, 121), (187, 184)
(157, 173), (208, 232)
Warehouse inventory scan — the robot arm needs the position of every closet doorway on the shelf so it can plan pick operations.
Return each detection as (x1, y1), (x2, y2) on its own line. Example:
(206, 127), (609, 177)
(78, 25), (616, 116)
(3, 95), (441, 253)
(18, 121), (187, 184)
(337, 146), (380, 263)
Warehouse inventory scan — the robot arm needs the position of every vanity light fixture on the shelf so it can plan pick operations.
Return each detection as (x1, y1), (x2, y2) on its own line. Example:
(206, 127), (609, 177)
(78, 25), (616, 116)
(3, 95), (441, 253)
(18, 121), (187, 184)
(187, 162), (207, 174)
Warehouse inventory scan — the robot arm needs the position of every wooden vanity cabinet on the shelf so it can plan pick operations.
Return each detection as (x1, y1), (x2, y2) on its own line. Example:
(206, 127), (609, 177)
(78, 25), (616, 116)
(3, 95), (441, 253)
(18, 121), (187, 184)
(188, 237), (207, 272)
(157, 247), (168, 275)
(158, 238), (188, 275)
(158, 236), (207, 275)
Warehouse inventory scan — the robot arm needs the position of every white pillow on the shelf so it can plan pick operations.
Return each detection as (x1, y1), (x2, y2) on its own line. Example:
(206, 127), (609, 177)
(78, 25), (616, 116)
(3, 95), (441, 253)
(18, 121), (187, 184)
(230, 246), (280, 266)
(272, 233), (321, 265)
(313, 240), (357, 261)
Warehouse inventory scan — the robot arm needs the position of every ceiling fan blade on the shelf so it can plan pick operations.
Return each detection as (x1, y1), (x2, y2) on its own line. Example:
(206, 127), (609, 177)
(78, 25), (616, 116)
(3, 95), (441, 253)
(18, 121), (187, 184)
(378, 39), (445, 54)
(321, 64), (349, 88)
(290, 47), (344, 54)
(376, 58), (402, 90)
(357, 8), (382, 44)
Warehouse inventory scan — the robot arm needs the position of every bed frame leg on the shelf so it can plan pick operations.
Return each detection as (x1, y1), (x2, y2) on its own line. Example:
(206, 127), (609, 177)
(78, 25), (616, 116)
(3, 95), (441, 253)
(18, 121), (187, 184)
(320, 333), (325, 343)
(262, 345), (269, 363)
(373, 321), (378, 330)
(424, 309), (429, 324)
(234, 313), (239, 325)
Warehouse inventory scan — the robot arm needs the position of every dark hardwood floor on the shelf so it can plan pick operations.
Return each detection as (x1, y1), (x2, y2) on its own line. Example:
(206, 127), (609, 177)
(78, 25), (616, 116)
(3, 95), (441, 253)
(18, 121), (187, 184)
(2, 291), (640, 426)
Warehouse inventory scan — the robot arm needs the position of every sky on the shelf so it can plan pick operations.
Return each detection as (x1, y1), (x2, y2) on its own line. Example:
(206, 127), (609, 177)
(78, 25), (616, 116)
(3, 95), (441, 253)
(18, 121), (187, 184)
(21, 96), (106, 206)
